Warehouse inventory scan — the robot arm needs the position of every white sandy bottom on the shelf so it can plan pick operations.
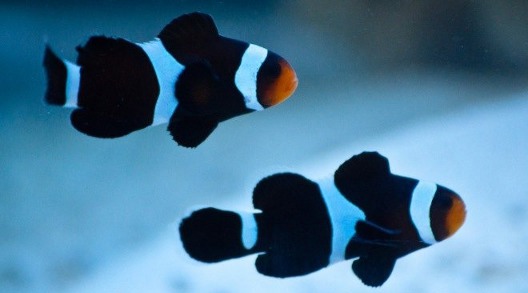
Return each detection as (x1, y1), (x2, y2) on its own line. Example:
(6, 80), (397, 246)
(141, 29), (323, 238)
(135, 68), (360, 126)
(67, 95), (528, 293)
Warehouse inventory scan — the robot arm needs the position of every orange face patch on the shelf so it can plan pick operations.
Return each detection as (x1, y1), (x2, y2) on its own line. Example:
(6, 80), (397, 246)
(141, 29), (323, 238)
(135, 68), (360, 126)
(259, 59), (298, 107)
(445, 194), (466, 237)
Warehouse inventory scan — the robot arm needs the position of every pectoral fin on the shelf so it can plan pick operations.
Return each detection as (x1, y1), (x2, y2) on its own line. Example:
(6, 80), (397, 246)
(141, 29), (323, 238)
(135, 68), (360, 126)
(355, 220), (400, 241)
(168, 115), (218, 148)
(345, 220), (400, 260)
(175, 61), (221, 115)
(352, 254), (397, 287)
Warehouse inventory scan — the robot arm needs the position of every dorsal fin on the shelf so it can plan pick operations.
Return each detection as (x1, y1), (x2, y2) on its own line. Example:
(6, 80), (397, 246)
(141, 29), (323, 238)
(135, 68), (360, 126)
(158, 12), (219, 63)
(159, 12), (219, 43)
(333, 152), (392, 211)
(335, 152), (391, 183)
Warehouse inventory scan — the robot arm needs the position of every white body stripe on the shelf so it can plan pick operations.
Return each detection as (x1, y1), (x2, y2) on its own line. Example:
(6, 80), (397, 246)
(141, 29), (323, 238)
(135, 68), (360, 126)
(318, 178), (365, 264)
(139, 39), (183, 126)
(235, 44), (268, 111)
(409, 181), (438, 244)
(64, 61), (80, 108)
(238, 211), (258, 250)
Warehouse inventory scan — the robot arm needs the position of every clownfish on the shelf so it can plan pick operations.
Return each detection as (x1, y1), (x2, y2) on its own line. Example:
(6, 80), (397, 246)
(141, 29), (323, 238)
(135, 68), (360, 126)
(179, 152), (466, 287)
(43, 12), (298, 147)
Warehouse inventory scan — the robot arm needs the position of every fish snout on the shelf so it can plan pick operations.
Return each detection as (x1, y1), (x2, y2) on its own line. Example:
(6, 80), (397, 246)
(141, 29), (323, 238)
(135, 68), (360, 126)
(274, 58), (298, 104)
(431, 188), (467, 241)
(257, 54), (298, 108)
(444, 192), (466, 238)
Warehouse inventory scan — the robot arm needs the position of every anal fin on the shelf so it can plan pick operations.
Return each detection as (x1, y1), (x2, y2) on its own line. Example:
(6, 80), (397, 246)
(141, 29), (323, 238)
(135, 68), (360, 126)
(70, 109), (141, 138)
(168, 115), (218, 148)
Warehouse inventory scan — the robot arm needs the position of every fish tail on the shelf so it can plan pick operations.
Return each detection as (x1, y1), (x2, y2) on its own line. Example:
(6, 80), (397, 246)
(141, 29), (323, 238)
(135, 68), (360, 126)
(179, 207), (260, 263)
(43, 45), (80, 107)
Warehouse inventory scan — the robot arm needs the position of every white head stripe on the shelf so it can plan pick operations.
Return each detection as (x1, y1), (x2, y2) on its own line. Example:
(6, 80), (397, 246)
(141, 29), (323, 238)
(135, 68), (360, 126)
(410, 181), (438, 244)
(235, 44), (268, 111)
(319, 178), (364, 264)
(139, 39), (183, 125)
(239, 212), (258, 250)
(64, 61), (80, 108)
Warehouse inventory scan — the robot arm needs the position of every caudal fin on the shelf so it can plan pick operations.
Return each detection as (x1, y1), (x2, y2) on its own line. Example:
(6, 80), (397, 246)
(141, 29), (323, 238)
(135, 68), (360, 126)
(43, 46), (68, 105)
(179, 207), (260, 263)
(43, 46), (80, 107)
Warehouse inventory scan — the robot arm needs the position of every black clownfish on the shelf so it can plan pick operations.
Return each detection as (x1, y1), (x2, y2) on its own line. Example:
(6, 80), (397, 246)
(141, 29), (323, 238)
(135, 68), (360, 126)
(179, 152), (467, 287)
(43, 12), (298, 147)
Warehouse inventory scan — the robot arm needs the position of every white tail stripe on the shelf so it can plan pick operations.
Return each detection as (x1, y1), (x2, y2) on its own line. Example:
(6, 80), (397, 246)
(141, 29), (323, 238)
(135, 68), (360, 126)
(64, 61), (80, 108)
(319, 178), (365, 264)
(410, 181), (437, 244)
(139, 39), (183, 126)
(239, 211), (258, 250)
(235, 44), (268, 111)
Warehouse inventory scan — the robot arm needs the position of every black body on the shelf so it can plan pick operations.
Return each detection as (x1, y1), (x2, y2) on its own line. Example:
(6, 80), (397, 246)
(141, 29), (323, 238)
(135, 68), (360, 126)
(179, 152), (464, 287)
(43, 12), (296, 147)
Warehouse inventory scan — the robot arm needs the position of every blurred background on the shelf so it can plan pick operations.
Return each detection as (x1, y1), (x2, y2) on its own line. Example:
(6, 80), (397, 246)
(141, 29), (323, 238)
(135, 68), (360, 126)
(1, 1), (528, 292)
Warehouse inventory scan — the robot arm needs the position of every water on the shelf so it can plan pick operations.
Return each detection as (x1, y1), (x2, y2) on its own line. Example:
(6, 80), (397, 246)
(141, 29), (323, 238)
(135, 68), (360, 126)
(1, 1), (528, 292)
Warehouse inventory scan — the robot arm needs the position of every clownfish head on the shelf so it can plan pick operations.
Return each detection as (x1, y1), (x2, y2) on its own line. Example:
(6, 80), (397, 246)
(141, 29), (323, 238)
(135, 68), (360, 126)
(256, 51), (297, 108)
(410, 181), (466, 244)
(429, 186), (466, 242)
(235, 44), (297, 111)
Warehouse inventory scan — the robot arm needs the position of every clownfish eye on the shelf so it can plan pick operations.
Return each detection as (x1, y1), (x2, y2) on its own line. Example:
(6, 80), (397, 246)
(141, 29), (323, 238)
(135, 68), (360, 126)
(436, 195), (454, 210)
(260, 61), (281, 79)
